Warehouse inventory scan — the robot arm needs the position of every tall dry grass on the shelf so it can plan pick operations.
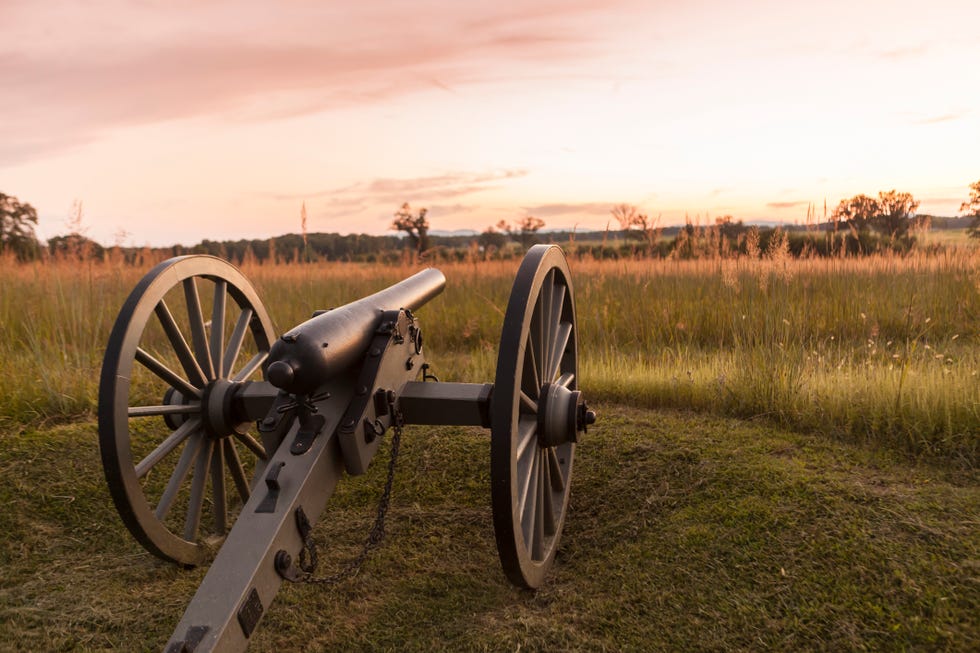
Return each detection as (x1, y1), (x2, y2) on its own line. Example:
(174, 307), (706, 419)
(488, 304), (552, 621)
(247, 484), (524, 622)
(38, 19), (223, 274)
(0, 246), (977, 462)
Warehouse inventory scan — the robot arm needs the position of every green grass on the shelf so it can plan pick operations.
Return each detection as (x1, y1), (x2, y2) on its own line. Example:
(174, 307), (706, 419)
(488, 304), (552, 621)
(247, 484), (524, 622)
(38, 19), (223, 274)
(0, 409), (976, 650)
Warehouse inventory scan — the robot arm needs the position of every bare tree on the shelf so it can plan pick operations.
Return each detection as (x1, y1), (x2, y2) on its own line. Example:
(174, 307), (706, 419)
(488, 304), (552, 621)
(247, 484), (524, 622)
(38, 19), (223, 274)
(391, 202), (430, 258)
(495, 216), (546, 249)
(516, 216), (545, 248)
(611, 203), (660, 252)
(634, 212), (661, 250)
(610, 203), (638, 232)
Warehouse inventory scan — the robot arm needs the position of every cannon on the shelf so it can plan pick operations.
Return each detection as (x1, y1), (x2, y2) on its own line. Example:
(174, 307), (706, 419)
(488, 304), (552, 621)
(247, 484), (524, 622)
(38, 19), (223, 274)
(98, 244), (594, 651)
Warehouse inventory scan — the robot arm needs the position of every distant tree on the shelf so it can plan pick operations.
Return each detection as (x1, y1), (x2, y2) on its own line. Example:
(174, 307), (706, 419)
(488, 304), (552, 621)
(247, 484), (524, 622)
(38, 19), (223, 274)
(478, 224), (508, 252)
(715, 215), (747, 240)
(831, 194), (879, 232)
(961, 179), (980, 238)
(391, 202), (430, 258)
(611, 203), (662, 252)
(47, 233), (104, 259)
(0, 192), (40, 260)
(611, 203), (639, 235)
(515, 216), (545, 248)
(636, 213), (660, 251)
(495, 216), (546, 249)
(873, 190), (918, 240)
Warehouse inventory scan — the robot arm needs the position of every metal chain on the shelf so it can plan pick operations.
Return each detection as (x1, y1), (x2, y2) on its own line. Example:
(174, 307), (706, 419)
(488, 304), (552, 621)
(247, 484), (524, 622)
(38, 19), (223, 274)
(293, 403), (403, 586)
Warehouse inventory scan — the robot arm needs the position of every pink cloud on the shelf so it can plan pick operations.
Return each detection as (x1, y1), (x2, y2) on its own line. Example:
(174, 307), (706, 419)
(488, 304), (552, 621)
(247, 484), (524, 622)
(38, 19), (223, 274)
(877, 45), (929, 60)
(0, 1), (618, 165)
(276, 170), (528, 224)
(520, 202), (612, 217)
(766, 201), (809, 209)
(912, 112), (969, 125)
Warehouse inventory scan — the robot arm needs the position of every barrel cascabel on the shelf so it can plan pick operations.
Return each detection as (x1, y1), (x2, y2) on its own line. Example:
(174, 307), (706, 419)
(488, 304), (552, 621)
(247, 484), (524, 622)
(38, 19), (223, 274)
(266, 268), (446, 396)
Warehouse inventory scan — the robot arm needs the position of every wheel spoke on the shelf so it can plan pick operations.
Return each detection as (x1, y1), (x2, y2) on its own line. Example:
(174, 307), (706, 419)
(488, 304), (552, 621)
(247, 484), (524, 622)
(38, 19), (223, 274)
(184, 440), (214, 541)
(527, 450), (545, 559)
(522, 335), (541, 399)
(135, 347), (202, 399)
(222, 308), (253, 382)
(550, 283), (566, 335)
(516, 417), (538, 462)
(128, 403), (200, 418)
(519, 445), (540, 525)
(548, 447), (565, 493)
(233, 431), (269, 460)
(155, 433), (204, 520)
(232, 351), (268, 383)
(547, 322), (572, 383)
(541, 451), (556, 537)
(211, 440), (227, 535)
(210, 280), (227, 378)
(537, 274), (552, 370)
(540, 271), (555, 374)
(183, 277), (215, 381)
(519, 391), (538, 415)
(530, 297), (543, 386)
(154, 299), (207, 387)
(224, 439), (251, 504)
(135, 418), (201, 478)
(556, 372), (575, 389)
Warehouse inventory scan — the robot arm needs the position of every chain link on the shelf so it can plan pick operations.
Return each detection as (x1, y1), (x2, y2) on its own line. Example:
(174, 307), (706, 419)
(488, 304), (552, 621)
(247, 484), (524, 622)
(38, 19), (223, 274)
(291, 402), (403, 586)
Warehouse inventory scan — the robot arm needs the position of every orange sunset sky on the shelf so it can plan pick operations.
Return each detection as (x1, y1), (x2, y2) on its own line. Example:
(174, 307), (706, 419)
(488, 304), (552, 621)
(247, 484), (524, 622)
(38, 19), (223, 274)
(3, 0), (979, 247)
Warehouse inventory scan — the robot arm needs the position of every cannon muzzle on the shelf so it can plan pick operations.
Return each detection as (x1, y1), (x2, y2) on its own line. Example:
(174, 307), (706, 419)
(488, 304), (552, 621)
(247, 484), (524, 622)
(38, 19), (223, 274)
(266, 268), (446, 395)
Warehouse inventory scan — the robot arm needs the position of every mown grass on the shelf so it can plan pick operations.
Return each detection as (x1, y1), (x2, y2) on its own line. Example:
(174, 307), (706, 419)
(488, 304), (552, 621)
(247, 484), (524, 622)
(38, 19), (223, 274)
(1, 248), (977, 462)
(0, 409), (976, 650)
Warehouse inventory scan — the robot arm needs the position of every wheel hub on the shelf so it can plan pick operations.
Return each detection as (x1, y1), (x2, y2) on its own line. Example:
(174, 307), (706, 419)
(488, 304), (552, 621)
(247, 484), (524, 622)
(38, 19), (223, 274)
(537, 383), (595, 448)
(200, 379), (250, 439)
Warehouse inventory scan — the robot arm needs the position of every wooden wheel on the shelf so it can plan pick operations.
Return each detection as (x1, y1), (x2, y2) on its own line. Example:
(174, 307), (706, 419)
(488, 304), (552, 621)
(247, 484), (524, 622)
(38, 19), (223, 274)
(491, 245), (590, 588)
(98, 256), (277, 565)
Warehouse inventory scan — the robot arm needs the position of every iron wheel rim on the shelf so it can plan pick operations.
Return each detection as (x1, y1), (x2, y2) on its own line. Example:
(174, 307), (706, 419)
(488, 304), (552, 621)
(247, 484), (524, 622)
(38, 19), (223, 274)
(98, 256), (276, 565)
(490, 244), (577, 588)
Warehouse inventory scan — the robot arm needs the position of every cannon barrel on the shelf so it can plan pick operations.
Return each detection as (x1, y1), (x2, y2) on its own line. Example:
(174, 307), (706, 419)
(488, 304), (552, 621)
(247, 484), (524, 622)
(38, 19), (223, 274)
(266, 268), (446, 395)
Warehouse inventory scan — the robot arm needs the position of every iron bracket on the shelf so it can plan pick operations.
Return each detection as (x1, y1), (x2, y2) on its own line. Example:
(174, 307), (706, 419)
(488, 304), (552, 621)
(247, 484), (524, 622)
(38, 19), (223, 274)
(337, 309), (424, 475)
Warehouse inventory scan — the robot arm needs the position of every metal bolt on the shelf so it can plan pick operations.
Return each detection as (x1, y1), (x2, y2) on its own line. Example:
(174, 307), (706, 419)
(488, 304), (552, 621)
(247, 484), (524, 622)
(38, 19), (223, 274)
(274, 550), (292, 574)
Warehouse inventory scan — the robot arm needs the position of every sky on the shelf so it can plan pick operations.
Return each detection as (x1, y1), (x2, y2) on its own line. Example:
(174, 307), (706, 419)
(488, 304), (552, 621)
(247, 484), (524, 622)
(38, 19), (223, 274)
(2, 0), (978, 247)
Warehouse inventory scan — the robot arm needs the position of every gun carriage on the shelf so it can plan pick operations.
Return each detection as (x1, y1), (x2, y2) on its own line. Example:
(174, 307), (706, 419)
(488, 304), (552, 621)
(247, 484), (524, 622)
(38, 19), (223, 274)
(98, 244), (594, 651)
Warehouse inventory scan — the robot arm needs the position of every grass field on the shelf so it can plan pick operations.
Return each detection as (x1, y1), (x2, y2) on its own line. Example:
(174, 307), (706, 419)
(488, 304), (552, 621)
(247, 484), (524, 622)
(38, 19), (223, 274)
(1, 409), (977, 651)
(2, 247), (977, 461)
(0, 246), (977, 650)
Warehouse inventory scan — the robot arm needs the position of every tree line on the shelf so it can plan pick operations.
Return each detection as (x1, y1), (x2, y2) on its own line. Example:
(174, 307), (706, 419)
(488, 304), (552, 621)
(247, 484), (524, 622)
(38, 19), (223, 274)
(2, 181), (979, 263)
